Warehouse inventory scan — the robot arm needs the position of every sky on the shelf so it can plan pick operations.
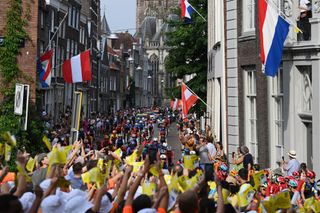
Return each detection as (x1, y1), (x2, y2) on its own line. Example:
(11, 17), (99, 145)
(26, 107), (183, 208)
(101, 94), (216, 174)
(101, 0), (137, 35)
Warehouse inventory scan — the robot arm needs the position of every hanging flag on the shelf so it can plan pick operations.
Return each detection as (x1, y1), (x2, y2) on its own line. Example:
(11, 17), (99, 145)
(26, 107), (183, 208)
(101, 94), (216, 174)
(62, 49), (92, 83)
(180, 0), (194, 20)
(37, 50), (53, 87)
(171, 98), (181, 111)
(181, 83), (198, 116)
(42, 135), (52, 151)
(258, 0), (289, 77)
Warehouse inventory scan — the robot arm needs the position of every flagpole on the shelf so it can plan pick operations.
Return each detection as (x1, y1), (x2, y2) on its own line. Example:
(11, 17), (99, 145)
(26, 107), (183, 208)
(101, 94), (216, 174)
(44, 12), (68, 52)
(189, 5), (206, 22)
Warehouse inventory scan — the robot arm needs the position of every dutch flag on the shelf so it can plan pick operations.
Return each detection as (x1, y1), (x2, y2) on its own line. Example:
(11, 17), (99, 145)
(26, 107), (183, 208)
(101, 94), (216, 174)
(37, 50), (53, 88)
(258, 0), (289, 77)
(180, 0), (194, 20)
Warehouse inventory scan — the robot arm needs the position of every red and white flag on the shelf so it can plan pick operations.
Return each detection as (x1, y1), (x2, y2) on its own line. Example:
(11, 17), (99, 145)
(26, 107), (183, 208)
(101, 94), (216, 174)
(171, 98), (181, 111)
(181, 83), (198, 116)
(62, 50), (92, 83)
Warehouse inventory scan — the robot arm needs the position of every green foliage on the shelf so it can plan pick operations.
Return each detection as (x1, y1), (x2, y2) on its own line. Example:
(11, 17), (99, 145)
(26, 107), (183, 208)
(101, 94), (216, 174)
(0, 0), (46, 169)
(165, 0), (207, 113)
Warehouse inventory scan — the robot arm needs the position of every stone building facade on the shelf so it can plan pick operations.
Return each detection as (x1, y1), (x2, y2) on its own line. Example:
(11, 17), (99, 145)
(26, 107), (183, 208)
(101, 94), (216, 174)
(207, 0), (320, 172)
(135, 0), (179, 107)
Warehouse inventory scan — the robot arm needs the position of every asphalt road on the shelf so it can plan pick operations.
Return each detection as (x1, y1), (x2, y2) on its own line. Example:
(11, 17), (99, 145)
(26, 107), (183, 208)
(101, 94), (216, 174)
(154, 122), (182, 163)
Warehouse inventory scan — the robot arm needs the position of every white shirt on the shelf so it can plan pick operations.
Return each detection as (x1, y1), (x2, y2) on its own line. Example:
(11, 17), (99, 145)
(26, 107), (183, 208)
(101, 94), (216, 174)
(206, 143), (216, 159)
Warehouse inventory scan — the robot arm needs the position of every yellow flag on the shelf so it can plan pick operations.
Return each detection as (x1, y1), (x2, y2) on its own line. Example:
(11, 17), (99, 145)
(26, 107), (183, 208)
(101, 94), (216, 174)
(149, 165), (159, 177)
(253, 170), (266, 190)
(82, 167), (105, 188)
(126, 150), (138, 166)
(114, 148), (122, 158)
(178, 175), (188, 190)
(164, 174), (172, 185)
(262, 198), (276, 213)
(42, 135), (52, 151)
(303, 197), (320, 212)
(61, 145), (72, 156)
(105, 160), (112, 176)
(0, 143), (4, 156)
(273, 190), (291, 210)
(183, 155), (198, 170)
(48, 147), (67, 165)
(208, 181), (216, 190)
(133, 161), (144, 173)
(5, 144), (11, 162)
(16, 164), (32, 183)
(168, 174), (180, 193)
(26, 157), (35, 172)
(97, 158), (104, 170)
(295, 27), (303, 33)
(237, 183), (255, 208)
(142, 181), (157, 196)
(184, 175), (198, 190)
(2, 132), (16, 147)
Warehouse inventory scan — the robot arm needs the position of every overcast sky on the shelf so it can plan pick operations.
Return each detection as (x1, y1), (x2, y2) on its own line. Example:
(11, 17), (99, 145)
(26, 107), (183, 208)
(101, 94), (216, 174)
(101, 0), (137, 34)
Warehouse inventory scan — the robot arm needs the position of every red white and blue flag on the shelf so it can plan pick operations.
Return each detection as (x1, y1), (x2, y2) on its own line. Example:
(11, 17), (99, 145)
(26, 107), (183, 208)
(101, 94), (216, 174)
(180, 0), (194, 20)
(258, 0), (289, 77)
(37, 50), (53, 88)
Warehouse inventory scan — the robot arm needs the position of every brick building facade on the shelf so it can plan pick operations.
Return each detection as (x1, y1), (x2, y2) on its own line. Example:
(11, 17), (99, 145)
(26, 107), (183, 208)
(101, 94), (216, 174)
(0, 0), (39, 102)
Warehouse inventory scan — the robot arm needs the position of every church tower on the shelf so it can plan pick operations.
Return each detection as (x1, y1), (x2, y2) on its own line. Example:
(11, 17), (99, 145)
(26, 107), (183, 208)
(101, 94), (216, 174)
(136, 0), (179, 28)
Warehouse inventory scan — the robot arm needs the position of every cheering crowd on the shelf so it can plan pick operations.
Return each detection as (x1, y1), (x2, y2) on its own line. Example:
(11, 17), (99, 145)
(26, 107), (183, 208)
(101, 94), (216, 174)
(1, 108), (320, 213)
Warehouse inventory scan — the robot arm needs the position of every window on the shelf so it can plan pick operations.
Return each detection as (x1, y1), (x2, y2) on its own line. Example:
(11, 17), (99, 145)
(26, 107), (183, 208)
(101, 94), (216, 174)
(40, 11), (44, 29)
(244, 68), (257, 162)
(68, 7), (72, 26)
(40, 41), (44, 54)
(52, 41), (55, 77)
(70, 40), (74, 56)
(242, 0), (255, 32)
(271, 69), (284, 147)
(74, 42), (78, 55)
(51, 11), (55, 32)
(59, 20), (66, 38)
(59, 47), (64, 77)
(66, 39), (70, 59)
(68, 6), (79, 29)
(300, 66), (312, 112)
(80, 26), (85, 44)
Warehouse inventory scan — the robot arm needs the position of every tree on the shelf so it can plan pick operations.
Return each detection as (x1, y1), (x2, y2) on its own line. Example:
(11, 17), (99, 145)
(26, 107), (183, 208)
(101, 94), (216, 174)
(165, 0), (207, 113)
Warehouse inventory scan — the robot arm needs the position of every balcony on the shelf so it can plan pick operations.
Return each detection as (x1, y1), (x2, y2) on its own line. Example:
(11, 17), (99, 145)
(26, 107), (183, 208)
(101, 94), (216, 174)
(284, 3), (320, 49)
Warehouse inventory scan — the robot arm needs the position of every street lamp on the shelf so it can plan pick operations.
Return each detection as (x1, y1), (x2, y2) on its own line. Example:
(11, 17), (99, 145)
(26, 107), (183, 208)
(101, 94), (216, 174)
(160, 79), (164, 107)
(96, 52), (101, 113)
(147, 74), (152, 107)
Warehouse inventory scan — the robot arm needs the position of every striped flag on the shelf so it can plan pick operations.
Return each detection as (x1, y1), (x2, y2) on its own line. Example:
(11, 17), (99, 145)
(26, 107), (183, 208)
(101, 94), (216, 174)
(258, 0), (289, 77)
(62, 50), (92, 83)
(181, 83), (198, 116)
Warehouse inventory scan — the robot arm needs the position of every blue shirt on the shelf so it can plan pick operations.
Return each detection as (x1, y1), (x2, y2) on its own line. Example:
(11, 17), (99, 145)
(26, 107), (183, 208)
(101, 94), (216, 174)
(284, 159), (300, 176)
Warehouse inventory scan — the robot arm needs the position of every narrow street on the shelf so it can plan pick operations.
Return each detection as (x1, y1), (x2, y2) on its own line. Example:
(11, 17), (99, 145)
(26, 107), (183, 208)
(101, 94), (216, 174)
(154, 122), (182, 163)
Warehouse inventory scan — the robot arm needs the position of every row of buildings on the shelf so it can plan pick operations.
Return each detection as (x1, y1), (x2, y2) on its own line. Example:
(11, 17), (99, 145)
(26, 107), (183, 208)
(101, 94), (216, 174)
(207, 1), (320, 173)
(0, 0), (179, 125)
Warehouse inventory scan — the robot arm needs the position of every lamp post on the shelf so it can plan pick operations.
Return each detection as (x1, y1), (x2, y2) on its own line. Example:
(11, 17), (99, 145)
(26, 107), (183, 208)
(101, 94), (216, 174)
(160, 79), (164, 107)
(147, 74), (152, 107)
(96, 52), (101, 114)
(135, 65), (142, 107)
